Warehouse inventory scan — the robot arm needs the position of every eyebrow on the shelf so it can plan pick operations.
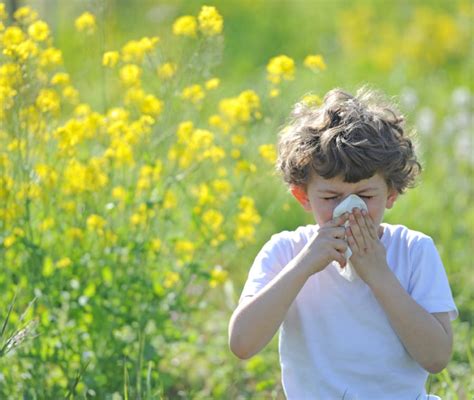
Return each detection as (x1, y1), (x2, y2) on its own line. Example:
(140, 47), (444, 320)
(318, 187), (378, 194)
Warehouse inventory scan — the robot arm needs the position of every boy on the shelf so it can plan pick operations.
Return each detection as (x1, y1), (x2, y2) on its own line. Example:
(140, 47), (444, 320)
(228, 88), (458, 399)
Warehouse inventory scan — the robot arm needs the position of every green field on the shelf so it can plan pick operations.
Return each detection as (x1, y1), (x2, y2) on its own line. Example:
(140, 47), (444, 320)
(0, 0), (472, 398)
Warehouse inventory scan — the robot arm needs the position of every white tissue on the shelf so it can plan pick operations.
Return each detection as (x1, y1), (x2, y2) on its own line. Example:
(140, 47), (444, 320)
(332, 194), (368, 281)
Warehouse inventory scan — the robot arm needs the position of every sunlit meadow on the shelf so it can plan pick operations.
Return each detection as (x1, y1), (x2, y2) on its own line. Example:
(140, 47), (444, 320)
(0, 1), (472, 399)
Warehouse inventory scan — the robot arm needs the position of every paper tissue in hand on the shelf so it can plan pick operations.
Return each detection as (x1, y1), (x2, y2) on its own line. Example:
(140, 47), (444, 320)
(332, 194), (368, 281)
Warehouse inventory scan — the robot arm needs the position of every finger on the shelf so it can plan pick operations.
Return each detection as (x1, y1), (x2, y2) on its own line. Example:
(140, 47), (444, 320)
(348, 211), (367, 251)
(328, 226), (347, 239)
(324, 212), (349, 228)
(333, 238), (348, 253)
(361, 210), (377, 240)
(354, 208), (370, 245)
(346, 227), (360, 254)
(331, 248), (347, 267)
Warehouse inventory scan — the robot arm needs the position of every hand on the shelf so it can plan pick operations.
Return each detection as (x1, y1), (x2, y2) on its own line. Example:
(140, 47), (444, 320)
(345, 208), (390, 286)
(299, 213), (350, 277)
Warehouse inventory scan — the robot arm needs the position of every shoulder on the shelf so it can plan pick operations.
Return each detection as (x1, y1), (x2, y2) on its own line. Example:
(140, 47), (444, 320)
(382, 223), (434, 249)
(261, 224), (318, 260)
(269, 224), (318, 249)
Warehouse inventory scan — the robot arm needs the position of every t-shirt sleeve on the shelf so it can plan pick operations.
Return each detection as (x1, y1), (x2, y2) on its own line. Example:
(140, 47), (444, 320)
(408, 236), (458, 320)
(239, 232), (292, 303)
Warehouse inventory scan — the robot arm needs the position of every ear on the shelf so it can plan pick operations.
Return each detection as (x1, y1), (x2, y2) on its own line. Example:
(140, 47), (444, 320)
(386, 188), (399, 209)
(290, 185), (312, 212)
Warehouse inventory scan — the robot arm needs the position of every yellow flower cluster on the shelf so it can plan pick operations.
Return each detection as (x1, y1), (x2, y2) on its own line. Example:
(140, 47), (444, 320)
(266, 54), (295, 84)
(157, 62), (177, 80)
(303, 54), (327, 72)
(217, 89), (261, 128)
(74, 11), (96, 35)
(121, 36), (160, 63)
(209, 265), (228, 288)
(169, 121), (226, 169)
(173, 16), (197, 38)
(175, 239), (195, 265)
(258, 144), (277, 164)
(172, 5), (223, 38)
(198, 6), (224, 36)
(234, 196), (261, 247)
(62, 158), (108, 195)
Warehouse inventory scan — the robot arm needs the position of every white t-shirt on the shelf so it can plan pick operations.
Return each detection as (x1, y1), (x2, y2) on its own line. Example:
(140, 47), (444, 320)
(240, 223), (458, 399)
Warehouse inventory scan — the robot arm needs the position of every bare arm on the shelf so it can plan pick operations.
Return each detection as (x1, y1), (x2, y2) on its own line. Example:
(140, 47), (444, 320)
(347, 208), (453, 373)
(228, 215), (349, 360)
(228, 254), (310, 359)
(367, 269), (453, 373)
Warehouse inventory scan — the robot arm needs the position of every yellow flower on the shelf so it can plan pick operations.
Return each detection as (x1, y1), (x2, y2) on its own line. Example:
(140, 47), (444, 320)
(13, 6), (38, 24)
(66, 227), (84, 241)
(202, 209), (224, 231)
(259, 144), (277, 164)
(211, 179), (232, 199)
(39, 47), (63, 68)
(157, 62), (177, 80)
(304, 54), (327, 71)
(119, 64), (141, 86)
(209, 265), (228, 287)
(174, 240), (195, 264)
(103, 51), (120, 68)
(234, 196), (261, 246)
(121, 37), (159, 63)
(62, 85), (79, 104)
(231, 149), (240, 159)
(164, 271), (180, 288)
(56, 257), (72, 269)
(205, 78), (220, 90)
(112, 186), (127, 202)
(208, 114), (230, 134)
(191, 183), (215, 207)
(0, 62), (22, 86)
(3, 235), (16, 248)
(176, 121), (194, 143)
(235, 160), (257, 174)
(164, 190), (177, 209)
(51, 72), (70, 86)
(269, 88), (280, 98)
(87, 214), (106, 231)
(2, 26), (25, 48)
(36, 89), (60, 113)
(231, 133), (247, 146)
(150, 238), (162, 252)
(198, 6), (223, 36)
(172, 15), (197, 37)
(190, 129), (214, 149)
(27, 20), (50, 41)
(140, 94), (163, 117)
(181, 84), (205, 104)
(39, 217), (55, 231)
(267, 55), (295, 84)
(301, 93), (322, 106)
(0, 4), (7, 20)
(218, 90), (261, 126)
(35, 164), (58, 187)
(203, 145), (226, 163)
(75, 12), (96, 34)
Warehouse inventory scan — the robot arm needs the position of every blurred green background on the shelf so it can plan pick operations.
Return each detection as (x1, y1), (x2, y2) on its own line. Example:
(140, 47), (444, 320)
(1, 0), (473, 398)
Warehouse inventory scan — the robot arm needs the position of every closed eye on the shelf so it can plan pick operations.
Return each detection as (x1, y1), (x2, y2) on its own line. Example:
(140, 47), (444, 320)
(359, 195), (373, 199)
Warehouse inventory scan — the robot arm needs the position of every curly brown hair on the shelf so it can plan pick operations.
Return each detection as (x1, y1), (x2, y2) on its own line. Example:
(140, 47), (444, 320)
(276, 87), (421, 193)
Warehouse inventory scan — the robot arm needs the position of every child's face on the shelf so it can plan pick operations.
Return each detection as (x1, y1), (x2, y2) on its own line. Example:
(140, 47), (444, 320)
(291, 172), (399, 230)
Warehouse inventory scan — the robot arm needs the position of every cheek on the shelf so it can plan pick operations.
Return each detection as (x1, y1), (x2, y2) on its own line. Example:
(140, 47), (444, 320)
(366, 201), (385, 222)
(311, 200), (335, 223)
